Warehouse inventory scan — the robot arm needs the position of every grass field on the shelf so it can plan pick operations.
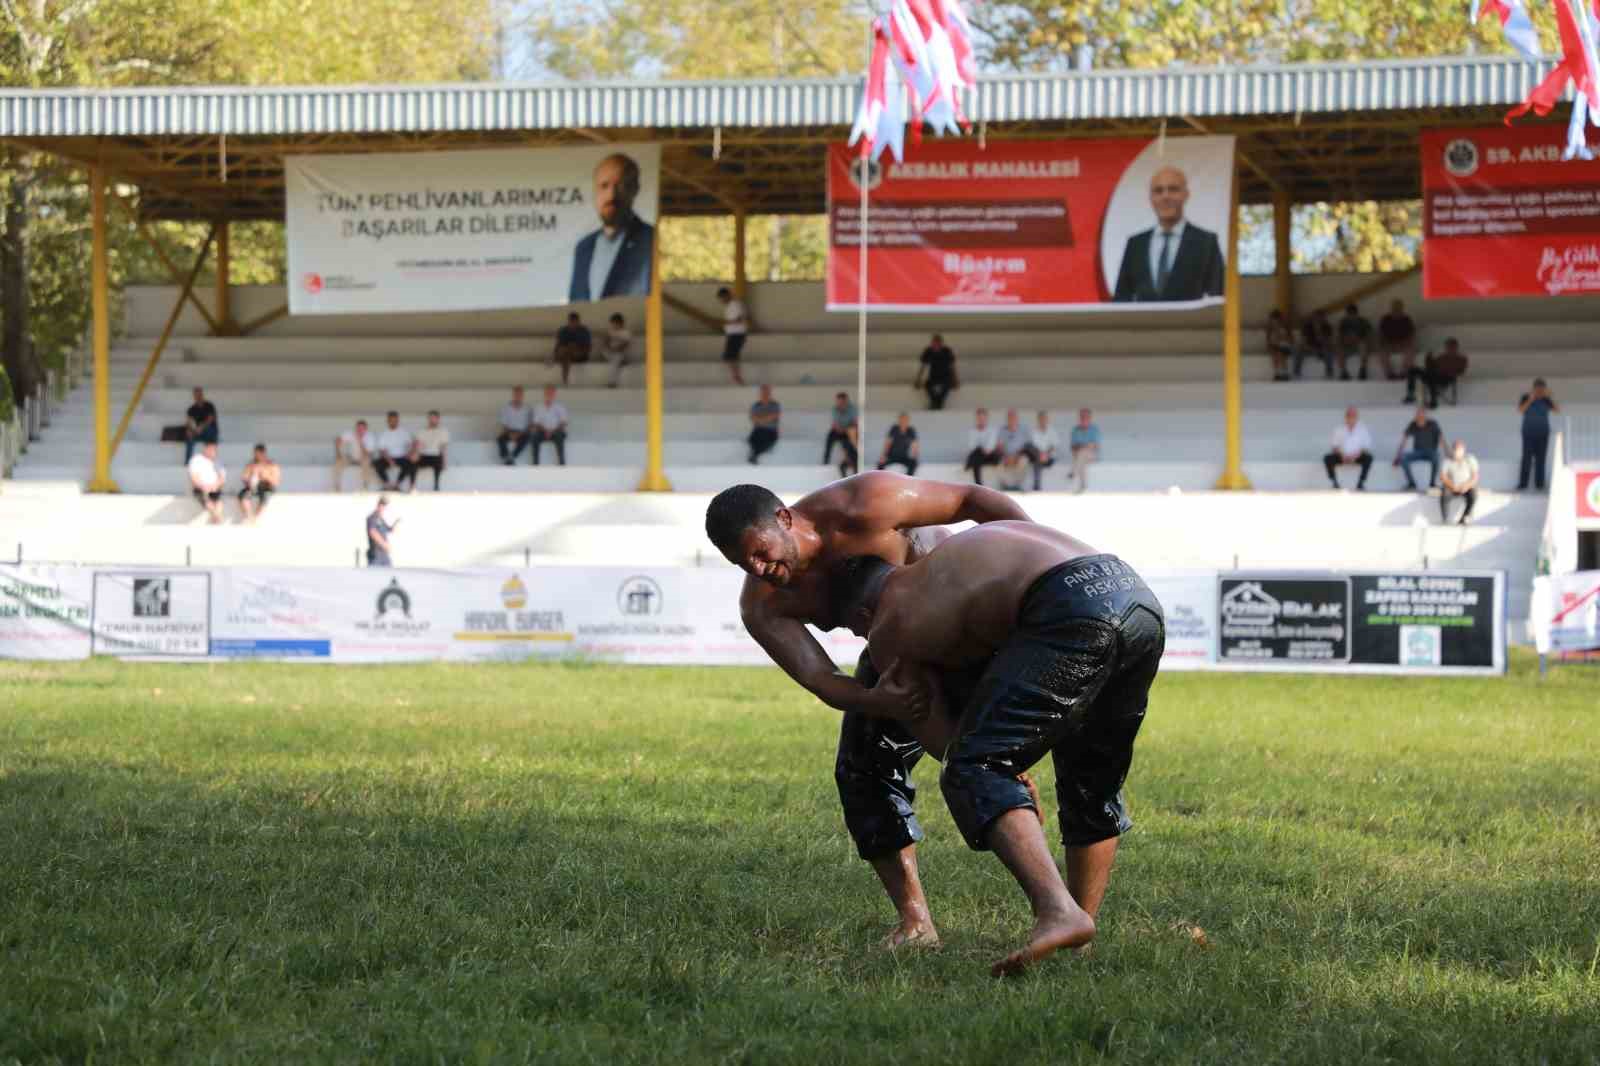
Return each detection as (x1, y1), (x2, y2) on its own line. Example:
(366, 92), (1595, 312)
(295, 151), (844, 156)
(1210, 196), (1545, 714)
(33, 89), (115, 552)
(2, 655), (1598, 1065)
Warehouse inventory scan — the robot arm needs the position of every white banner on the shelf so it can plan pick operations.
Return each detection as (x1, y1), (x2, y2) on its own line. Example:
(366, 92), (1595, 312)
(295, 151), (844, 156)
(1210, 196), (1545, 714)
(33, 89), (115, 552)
(0, 565), (93, 660)
(1531, 570), (1600, 654)
(91, 571), (212, 657)
(285, 145), (661, 315)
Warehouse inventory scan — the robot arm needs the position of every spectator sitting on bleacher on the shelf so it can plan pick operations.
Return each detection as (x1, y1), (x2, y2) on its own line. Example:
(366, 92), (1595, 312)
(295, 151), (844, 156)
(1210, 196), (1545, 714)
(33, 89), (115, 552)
(719, 287), (748, 386)
(374, 411), (417, 492)
(823, 392), (859, 477)
(1024, 410), (1059, 491)
(1324, 406), (1374, 490)
(1266, 310), (1293, 381)
(1374, 299), (1418, 381)
(498, 386), (533, 465)
(531, 386), (569, 466)
(551, 312), (592, 386)
(1336, 303), (1372, 381)
(747, 384), (780, 464)
(184, 387), (219, 463)
(1392, 405), (1444, 492)
(187, 440), (226, 524)
(415, 410), (449, 490)
(963, 408), (1001, 485)
(1069, 408), (1101, 492)
(915, 334), (958, 410)
(1296, 309), (1335, 379)
(1439, 439), (1479, 525)
(877, 412), (919, 475)
(604, 313), (632, 389)
(237, 444), (280, 523)
(332, 418), (376, 492)
(1406, 338), (1468, 408)
(997, 408), (1031, 490)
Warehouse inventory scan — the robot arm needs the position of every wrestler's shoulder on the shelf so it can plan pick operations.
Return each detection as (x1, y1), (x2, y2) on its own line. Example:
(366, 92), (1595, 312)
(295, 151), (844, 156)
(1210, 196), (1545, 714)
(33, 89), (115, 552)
(795, 471), (905, 522)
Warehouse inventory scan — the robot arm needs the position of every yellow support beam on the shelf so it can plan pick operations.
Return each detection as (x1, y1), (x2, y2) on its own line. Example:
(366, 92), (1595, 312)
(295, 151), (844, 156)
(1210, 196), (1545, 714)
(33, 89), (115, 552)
(637, 234), (672, 492)
(237, 302), (289, 336)
(88, 167), (119, 493)
(109, 191), (221, 334)
(111, 226), (215, 458)
(1215, 160), (1252, 491)
(1273, 186), (1293, 322)
(213, 219), (239, 335)
(1307, 264), (1422, 317)
(733, 209), (747, 301)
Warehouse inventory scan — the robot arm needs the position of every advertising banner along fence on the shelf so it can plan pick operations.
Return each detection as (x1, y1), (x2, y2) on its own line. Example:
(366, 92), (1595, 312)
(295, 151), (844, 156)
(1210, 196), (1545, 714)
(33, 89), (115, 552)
(286, 145), (661, 315)
(1421, 125), (1600, 300)
(1, 565), (1503, 675)
(826, 136), (1235, 311)
(1531, 569), (1600, 654)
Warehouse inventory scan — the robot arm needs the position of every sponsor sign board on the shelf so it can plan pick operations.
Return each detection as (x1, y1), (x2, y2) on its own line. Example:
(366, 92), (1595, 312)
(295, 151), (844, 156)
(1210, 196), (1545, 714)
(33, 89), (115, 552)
(1218, 576), (1351, 663)
(91, 572), (212, 657)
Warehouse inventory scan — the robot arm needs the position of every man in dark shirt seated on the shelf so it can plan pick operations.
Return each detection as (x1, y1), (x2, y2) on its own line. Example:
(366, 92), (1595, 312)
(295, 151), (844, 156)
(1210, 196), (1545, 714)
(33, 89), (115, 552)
(1392, 406), (1444, 491)
(1373, 299), (1418, 382)
(184, 387), (219, 462)
(1295, 309), (1335, 379)
(1406, 337), (1469, 408)
(747, 384), (781, 465)
(876, 412), (920, 476)
(1336, 304), (1372, 381)
(914, 334), (958, 410)
(550, 312), (593, 386)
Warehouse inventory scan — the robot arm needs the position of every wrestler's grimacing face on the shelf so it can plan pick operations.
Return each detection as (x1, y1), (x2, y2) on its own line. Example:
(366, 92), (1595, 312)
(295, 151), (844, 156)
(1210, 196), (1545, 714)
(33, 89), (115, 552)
(594, 160), (637, 227)
(734, 524), (801, 586)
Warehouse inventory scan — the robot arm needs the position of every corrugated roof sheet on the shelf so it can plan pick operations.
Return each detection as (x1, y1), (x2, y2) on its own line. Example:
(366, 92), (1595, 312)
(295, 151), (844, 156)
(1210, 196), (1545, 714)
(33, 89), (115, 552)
(0, 55), (1557, 137)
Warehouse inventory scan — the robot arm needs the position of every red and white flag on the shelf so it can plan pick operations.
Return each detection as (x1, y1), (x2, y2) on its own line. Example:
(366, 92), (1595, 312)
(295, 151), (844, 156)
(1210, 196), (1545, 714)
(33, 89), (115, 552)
(1474, 0), (1542, 59)
(849, 0), (978, 161)
(1500, 0), (1600, 158)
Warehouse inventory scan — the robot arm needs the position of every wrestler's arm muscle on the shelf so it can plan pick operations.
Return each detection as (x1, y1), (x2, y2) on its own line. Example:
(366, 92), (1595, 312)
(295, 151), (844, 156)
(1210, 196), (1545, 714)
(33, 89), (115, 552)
(742, 592), (908, 719)
(840, 471), (1032, 531)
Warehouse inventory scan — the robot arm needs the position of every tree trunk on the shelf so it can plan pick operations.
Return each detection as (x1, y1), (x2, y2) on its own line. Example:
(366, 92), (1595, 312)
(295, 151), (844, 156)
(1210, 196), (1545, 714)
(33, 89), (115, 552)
(1, 161), (45, 406)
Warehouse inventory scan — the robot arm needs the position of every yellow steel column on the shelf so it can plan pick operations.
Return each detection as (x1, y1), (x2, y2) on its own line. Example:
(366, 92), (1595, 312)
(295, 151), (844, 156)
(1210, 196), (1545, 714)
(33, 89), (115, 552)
(637, 233), (672, 491)
(214, 219), (238, 335)
(1272, 187), (1293, 320)
(733, 209), (748, 302)
(1215, 160), (1251, 491)
(88, 166), (119, 494)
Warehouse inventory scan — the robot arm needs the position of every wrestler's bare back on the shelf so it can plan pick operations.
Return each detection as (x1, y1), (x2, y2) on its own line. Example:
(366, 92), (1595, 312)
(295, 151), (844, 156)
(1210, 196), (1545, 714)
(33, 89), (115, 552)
(870, 522), (1100, 672)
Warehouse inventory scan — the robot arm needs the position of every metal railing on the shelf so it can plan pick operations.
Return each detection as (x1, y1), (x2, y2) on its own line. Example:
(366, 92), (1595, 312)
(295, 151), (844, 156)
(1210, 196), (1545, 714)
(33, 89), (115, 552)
(1, 338), (87, 481)
(1565, 415), (1600, 464)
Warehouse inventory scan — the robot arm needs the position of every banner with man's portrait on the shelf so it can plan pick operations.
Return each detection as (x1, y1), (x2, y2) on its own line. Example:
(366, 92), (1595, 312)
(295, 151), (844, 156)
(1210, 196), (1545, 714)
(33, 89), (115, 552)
(285, 145), (661, 315)
(826, 136), (1235, 311)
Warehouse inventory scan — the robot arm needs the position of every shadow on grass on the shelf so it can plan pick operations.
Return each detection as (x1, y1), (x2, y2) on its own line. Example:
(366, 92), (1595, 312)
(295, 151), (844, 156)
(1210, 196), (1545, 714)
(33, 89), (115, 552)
(2, 762), (1597, 1065)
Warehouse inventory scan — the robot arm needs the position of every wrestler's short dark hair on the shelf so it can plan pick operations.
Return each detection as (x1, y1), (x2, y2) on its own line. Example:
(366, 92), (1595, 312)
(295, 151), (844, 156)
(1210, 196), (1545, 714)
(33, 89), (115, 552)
(831, 555), (894, 620)
(705, 484), (784, 554)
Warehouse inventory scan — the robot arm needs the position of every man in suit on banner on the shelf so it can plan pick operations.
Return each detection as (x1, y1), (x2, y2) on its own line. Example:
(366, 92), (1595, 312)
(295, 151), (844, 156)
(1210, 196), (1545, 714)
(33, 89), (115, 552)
(568, 153), (654, 302)
(1111, 165), (1225, 303)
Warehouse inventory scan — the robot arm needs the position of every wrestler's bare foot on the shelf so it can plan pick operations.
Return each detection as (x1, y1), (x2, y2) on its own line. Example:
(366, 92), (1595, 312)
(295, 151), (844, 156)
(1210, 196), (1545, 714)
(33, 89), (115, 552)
(990, 908), (1095, 977)
(881, 919), (941, 951)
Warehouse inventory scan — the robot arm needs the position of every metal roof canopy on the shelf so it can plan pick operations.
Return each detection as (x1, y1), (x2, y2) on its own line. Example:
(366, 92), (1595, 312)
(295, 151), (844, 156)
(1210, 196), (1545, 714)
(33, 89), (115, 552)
(0, 54), (1569, 220)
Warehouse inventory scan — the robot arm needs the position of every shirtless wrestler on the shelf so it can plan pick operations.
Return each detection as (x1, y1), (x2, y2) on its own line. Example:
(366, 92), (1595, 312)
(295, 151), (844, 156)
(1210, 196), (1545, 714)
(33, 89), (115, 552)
(704, 472), (1031, 948)
(830, 521), (1166, 975)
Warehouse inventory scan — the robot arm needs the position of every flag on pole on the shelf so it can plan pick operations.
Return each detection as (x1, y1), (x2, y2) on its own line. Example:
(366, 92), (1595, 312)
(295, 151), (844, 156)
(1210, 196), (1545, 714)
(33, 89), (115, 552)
(849, 0), (978, 161)
(1474, 0), (1542, 59)
(1499, 0), (1600, 159)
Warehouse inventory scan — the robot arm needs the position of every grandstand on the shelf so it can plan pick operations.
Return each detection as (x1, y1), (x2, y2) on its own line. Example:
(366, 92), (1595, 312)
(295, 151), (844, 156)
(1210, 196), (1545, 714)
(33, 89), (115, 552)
(2, 55), (1595, 639)
(4, 272), (1592, 632)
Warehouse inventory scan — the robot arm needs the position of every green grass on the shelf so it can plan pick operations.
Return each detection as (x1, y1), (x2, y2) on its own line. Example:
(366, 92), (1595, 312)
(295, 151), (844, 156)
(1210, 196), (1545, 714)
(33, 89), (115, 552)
(2, 654), (1598, 1065)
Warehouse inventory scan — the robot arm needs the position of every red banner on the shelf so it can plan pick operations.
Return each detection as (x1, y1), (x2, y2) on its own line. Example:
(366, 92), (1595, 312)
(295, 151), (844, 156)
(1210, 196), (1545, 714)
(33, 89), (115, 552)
(1421, 126), (1600, 300)
(826, 136), (1235, 311)
(1579, 470), (1600, 519)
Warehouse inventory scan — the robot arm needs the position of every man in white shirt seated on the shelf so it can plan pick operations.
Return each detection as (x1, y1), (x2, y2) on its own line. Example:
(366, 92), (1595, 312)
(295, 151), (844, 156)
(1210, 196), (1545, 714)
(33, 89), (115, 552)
(996, 408), (1031, 490)
(497, 386), (534, 465)
(604, 313), (632, 389)
(1439, 439), (1480, 525)
(332, 418), (376, 492)
(531, 385), (569, 466)
(718, 286), (748, 386)
(963, 407), (1002, 486)
(373, 410), (418, 492)
(187, 440), (226, 524)
(1023, 410), (1061, 491)
(1322, 406), (1375, 490)
(414, 410), (450, 491)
